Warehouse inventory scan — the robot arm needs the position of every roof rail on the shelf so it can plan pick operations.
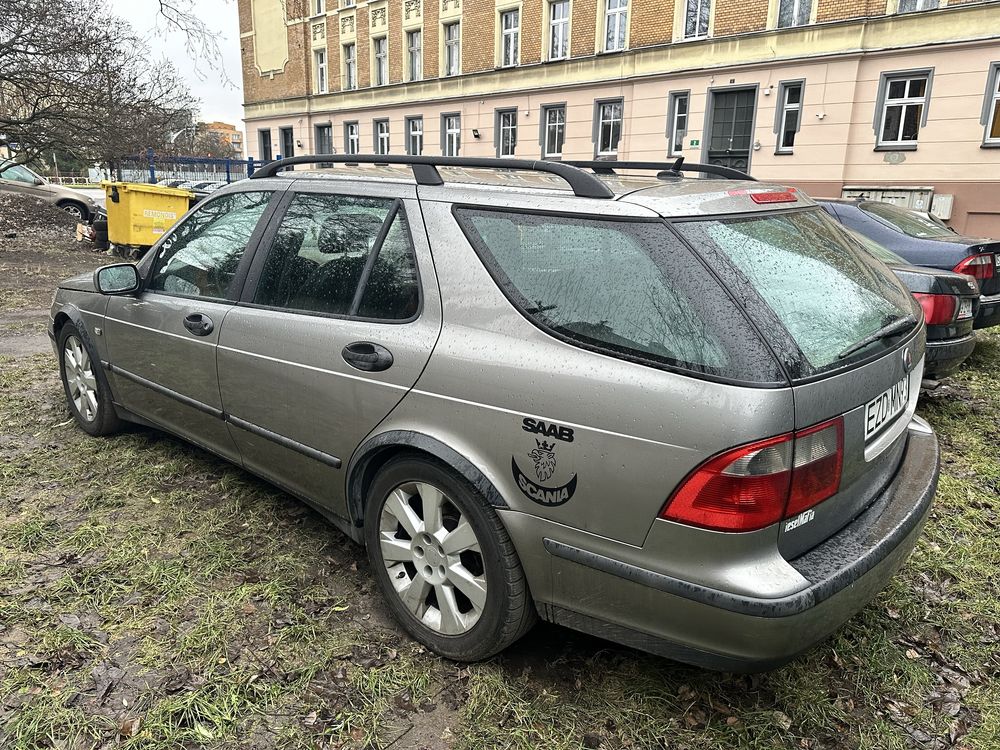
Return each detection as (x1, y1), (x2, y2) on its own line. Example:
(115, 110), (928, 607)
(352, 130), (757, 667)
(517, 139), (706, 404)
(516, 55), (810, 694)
(564, 157), (756, 182)
(249, 154), (615, 199)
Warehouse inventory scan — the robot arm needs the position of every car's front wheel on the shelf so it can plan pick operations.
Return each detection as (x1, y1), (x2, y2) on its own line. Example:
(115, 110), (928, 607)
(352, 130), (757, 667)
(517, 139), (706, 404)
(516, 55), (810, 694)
(58, 323), (121, 436)
(365, 455), (536, 661)
(57, 201), (88, 221)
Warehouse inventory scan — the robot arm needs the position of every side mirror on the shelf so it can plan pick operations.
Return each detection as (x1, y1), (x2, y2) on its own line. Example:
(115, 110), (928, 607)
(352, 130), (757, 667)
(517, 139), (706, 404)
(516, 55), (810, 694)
(34, 177), (45, 186)
(94, 264), (141, 295)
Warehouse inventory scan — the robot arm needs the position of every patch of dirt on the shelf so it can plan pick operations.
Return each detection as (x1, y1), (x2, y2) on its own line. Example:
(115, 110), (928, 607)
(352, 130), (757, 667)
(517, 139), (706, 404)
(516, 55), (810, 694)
(0, 193), (78, 247)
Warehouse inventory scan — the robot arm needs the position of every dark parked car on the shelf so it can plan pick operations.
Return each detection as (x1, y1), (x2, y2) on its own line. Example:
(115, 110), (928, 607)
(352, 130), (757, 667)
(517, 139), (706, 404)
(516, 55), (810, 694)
(847, 229), (979, 379)
(819, 199), (1000, 331)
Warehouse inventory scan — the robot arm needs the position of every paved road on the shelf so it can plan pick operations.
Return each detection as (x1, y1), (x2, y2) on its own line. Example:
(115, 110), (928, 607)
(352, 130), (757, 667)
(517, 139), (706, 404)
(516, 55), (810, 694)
(77, 188), (106, 209)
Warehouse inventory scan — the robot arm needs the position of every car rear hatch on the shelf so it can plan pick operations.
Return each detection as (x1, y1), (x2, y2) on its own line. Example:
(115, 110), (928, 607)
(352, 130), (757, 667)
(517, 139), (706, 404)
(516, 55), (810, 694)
(672, 204), (925, 556)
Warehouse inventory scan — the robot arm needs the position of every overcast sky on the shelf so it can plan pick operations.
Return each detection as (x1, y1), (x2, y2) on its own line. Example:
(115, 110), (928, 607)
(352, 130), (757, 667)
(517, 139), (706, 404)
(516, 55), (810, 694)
(106, 0), (245, 130)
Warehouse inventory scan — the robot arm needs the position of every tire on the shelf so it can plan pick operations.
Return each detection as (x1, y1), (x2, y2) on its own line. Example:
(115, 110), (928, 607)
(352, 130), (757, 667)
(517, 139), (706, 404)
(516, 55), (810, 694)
(57, 201), (87, 222)
(364, 455), (536, 661)
(57, 323), (122, 437)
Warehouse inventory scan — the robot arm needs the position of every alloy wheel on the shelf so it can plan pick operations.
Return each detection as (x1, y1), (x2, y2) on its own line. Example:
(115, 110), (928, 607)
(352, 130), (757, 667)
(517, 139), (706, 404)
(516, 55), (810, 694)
(63, 336), (98, 422)
(379, 481), (488, 635)
(61, 204), (85, 220)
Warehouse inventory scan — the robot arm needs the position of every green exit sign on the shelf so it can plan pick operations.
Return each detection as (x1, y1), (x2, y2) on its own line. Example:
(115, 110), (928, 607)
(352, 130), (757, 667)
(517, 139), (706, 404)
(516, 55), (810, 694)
(689, 139), (701, 147)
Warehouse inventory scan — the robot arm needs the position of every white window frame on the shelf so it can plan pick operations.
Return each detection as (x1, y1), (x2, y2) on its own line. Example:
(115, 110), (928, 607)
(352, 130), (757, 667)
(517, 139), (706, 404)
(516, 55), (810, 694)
(314, 49), (328, 94)
(776, 0), (811, 28)
(497, 109), (518, 157)
(983, 63), (1000, 146)
(343, 43), (357, 90)
(775, 81), (803, 153)
(407, 30), (422, 82)
(667, 91), (689, 157)
(443, 113), (461, 156)
(684, 0), (711, 39)
(596, 99), (623, 157)
(501, 9), (520, 68)
(375, 119), (390, 155)
(877, 73), (930, 147)
(444, 22), (461, 76)
(407, 116), (424, 155)
(604, 0), (628, 52)
(313, 0), (326, 15)
(543, 105), (566, 158)
(345, 121), (359, 154)
(341, 0), (355, 7)
(896, 0), (938, 12)
(548, 0), (570, 60)
(373, 36), (388, 86)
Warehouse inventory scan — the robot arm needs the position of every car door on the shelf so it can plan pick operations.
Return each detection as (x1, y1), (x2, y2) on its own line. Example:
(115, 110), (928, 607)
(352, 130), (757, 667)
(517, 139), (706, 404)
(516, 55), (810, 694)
(216, 180), (441, 519)
(103, 189), (279, 461)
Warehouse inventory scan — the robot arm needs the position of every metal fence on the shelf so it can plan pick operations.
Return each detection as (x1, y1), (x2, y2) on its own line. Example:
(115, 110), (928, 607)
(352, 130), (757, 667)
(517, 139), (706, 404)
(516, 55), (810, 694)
(120, 150), (273, 185)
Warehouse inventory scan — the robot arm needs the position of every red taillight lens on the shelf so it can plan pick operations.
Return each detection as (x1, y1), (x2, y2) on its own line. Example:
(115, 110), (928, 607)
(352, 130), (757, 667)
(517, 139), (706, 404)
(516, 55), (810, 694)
(953, 253), (995, 281)
(913, 293), (958, 325)
(749, 190), (798, 204)
(661, 417), (844, 532)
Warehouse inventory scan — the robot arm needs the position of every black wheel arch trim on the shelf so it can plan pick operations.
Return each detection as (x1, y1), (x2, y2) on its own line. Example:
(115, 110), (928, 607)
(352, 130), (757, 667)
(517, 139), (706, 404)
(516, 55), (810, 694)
(347, 430), (509, 528)
(54, 306), (117, 403)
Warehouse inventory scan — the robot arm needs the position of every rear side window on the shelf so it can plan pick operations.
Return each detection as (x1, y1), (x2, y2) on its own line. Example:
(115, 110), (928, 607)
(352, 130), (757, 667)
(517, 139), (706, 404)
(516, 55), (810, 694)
(677, 209), (915, 377)
(860, 201), (954, 239)
(455, 208), (784, 385)
(253, 193), (419, 320)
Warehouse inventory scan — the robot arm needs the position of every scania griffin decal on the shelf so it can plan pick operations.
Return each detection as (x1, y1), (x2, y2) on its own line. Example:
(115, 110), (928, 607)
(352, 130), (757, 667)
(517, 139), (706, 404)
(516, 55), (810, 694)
(511, 438), (578, 507)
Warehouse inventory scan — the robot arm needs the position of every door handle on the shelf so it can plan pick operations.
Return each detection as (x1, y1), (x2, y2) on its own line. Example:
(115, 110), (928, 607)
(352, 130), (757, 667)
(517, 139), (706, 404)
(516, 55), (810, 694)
(183, 313), (214, 337)
(342, 341), (393, 372)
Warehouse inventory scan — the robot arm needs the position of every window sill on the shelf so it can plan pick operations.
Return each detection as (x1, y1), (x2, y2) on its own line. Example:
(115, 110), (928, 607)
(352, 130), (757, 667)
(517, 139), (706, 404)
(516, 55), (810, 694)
(873, 144), (918, 152)
(981, 142), (1000, 149)
(773, 149), (794, 156)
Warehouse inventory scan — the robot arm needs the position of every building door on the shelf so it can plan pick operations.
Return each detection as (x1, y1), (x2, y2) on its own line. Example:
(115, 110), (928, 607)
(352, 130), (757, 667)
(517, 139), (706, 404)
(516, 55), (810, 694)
(280, 127), (295, 160)
(707, 88), (756, 171)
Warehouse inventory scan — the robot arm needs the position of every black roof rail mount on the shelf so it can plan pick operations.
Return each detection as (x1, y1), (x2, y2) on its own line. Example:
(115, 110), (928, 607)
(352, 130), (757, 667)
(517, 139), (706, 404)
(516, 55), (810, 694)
(564, 157), (756, 182)
(249, 154), (615, 199)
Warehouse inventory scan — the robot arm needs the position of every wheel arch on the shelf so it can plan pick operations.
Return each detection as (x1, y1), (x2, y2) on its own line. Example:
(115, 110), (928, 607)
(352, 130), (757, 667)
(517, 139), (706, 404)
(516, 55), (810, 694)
(54, 305), (119, 407)
(56, 198), (89, 219)
(346, 430), (509, 534)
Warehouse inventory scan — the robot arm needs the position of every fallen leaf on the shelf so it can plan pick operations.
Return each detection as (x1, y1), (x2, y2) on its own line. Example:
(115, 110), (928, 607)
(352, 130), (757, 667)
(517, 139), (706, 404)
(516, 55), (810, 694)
(119, 716), (141, 738)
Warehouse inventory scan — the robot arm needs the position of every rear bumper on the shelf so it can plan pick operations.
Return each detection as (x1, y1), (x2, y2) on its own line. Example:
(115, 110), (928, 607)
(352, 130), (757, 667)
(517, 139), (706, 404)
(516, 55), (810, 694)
(538, 418), (939, 672)
(973, 294), (1000, 329)
(924, 332), (976, 377)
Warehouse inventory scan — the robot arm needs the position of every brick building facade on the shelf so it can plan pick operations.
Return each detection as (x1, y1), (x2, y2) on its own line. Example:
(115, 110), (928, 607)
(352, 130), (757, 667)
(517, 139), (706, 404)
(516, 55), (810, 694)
(239, 0), (1000, 235)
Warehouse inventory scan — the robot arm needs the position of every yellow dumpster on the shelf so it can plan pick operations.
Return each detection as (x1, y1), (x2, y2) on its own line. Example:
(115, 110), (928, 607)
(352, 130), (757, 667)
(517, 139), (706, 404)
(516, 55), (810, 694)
(101, 181), (193, 250)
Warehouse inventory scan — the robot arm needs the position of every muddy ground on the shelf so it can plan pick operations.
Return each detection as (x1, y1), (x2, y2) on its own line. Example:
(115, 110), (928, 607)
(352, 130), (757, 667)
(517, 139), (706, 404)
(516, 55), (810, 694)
(1, 231), (998, 750)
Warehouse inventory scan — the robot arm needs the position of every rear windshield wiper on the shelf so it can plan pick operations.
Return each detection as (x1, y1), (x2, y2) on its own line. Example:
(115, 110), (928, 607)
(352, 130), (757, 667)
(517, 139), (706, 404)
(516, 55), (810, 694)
(838, 315), (918, 360)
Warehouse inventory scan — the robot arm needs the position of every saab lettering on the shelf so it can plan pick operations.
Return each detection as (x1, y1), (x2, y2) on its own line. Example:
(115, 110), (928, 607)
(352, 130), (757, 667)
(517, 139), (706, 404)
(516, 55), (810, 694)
(521, 417), (574, 443)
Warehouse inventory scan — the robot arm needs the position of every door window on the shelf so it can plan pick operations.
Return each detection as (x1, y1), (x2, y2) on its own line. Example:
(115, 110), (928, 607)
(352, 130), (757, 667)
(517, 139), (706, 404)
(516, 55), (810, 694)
(254, 193), (419, 320)
(0, 165), (39, 183)
(147, 192), (272, 300)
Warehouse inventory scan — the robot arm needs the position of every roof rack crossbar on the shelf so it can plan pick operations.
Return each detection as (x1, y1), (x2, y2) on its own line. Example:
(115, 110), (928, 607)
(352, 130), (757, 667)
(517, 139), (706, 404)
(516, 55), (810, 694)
(249, 154), (615, 199)
(564, 158), (756, 182)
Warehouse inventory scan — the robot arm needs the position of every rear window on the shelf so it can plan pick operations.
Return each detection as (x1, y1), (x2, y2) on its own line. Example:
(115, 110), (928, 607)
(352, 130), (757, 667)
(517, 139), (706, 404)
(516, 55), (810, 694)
(676, 209), (916, 377)
(846, 229), (908, 265)
(455, 208), (784, 385)
(860, 202), (954, 239)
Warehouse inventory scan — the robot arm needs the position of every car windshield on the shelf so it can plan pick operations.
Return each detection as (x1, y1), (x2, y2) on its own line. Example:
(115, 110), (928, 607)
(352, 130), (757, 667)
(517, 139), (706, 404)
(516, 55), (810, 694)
(860, 201), (955, 239)
(676, 208), (915, 375)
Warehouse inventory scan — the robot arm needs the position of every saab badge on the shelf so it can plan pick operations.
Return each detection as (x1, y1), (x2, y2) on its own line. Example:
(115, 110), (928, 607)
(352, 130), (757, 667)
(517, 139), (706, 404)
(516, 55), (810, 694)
(511, 439), (578, 507)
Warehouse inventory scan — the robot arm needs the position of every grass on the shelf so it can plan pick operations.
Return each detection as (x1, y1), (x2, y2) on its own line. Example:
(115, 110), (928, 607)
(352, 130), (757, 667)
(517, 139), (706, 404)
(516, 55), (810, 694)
(1, 318), (999, 748)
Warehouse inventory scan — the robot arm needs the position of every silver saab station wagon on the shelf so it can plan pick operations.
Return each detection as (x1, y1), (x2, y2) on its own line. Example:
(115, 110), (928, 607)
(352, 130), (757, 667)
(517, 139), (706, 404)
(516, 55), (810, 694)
(50, 156), (939, 671)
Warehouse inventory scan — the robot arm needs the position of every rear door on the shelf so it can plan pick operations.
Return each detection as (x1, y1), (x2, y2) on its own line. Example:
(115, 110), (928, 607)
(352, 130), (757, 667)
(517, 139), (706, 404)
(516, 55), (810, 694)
(216, 180), (441, 518)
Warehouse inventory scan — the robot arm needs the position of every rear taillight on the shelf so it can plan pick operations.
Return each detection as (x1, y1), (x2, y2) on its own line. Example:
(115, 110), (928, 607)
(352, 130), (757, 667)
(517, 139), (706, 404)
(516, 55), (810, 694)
(913, 293), (957, 325)
(727, 188), (799, 204)
(661, 417), (844, 532)
(953, 253), (995, 281)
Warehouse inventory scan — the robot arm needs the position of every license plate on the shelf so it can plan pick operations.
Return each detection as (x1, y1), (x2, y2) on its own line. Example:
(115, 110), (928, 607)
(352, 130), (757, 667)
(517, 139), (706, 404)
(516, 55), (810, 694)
(864, 376), (910, 441)
(958, 298), (973, 320)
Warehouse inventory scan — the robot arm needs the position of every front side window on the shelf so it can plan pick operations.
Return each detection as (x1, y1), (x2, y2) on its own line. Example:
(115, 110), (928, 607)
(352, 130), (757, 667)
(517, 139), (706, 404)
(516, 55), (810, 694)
(343, 44), (357, 90)
(375, 119), (390, 155)
(315, 49), (328, 93)
(777, 0), (810, 28)
(549, 0), (569, 60)
(776, 82), (802, 152)
(668, 92), (688, 156)
(148, 192), (272, 300)
(259, 129), (273, 161)
(455, 208), (784, 383)
(501, 9), (520, 67)
(878, 73), (929, 146)
(407, 116), (424, 155)
(543, 105), (566, 157)
(0, 164), (40, 184)
(253, 194), (418, 320)
(497, 109), (517, 157)
(374, 37), (388, 85)
(984, 63), (1000, 145)
(897, 0), (938, 12)
(596, 100), (623, 156)
(605, 0), (627, 52)
(443, 114), (461, 156)
(345, 122), (359, 154)
(407, 30), (422, 81)
(444, 22), (461, 76)
(685, 0), (711, 38)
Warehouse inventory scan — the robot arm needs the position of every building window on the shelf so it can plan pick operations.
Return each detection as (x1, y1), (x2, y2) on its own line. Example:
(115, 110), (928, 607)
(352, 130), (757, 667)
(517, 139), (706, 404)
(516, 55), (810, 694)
(501, 9), (519, 68)
(443, 113), (461, 156)
(548, 0), (570, 60)
(777, 0), (810, 27)
(897, 0), (938, 12)
(341, 0), (355, 7)
(374, 119), (391, 155)
(259, 129), (273, 161)
(605, 0), (628, 52)
(496, 109), (518, 157)
(983, 63), (1000, 146)
(444, 22), (461, 76)
(406, 116), (424, 155)
(343, 44), (357, 90)
(775, 81), (803, 153)
(344, 121), (359, 154)
(315, 124), (333, 156)
(315, 49), (328, 93)
(667, 91), (689, 156)
(407, 30), (422, 82)
(596, 100), (623, 157)
(373, 37), (388, 85)
(543, 105), (566, 158)
(876, 71), (931, 147)
(314, 0), (326, 14)
(685, 0), (711, 39)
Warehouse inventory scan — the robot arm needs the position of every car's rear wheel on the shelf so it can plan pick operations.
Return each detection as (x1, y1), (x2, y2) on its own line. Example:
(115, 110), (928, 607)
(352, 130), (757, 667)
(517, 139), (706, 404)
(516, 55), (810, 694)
(364, 455), (535, 661)
(58, 323), (121, 436)
(57, 201), (88, 221)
